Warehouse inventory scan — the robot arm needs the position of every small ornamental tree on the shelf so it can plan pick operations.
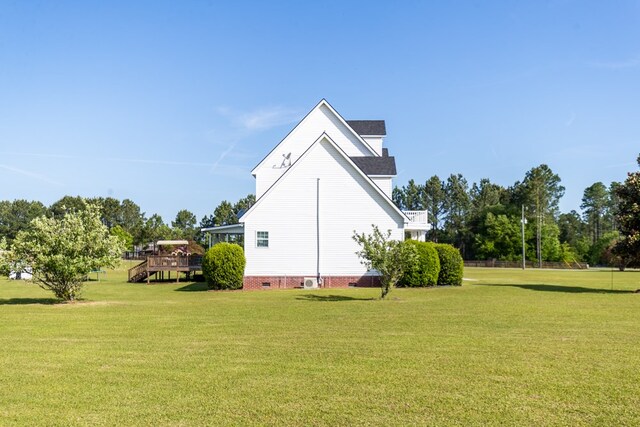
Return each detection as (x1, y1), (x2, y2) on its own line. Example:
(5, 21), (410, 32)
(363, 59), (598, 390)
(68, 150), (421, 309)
(398, 240), (440, 287)
(8, 204), (125, 301)
(434, 244), (464, 286)
(202, 243), (245, 290)
(353, 225), (417, 299)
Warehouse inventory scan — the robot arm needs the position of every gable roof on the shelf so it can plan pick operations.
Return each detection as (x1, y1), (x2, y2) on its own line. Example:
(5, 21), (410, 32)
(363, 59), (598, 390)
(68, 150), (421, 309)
(250, 99), (379, 176)
(240, 132), (407, 223)
(346, 120), (386, 136)
(350, 155), (396, 176)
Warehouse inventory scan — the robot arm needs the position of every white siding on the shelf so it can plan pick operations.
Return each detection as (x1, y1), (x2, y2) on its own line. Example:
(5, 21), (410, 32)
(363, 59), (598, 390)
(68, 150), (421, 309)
(244, 138), (404, 277)
(371, 177), (393, 198)
(255, 168), (285, 199)
(362, 136), (384, 156)
(253, 103), (376, 198)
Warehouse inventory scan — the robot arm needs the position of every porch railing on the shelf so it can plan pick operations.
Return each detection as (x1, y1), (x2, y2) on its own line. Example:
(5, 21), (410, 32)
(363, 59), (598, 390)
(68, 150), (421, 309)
(403, 210), (428, 225)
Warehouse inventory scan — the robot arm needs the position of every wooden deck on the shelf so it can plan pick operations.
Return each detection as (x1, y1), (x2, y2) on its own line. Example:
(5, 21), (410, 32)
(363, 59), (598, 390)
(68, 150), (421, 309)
(128, 255), (203, 283)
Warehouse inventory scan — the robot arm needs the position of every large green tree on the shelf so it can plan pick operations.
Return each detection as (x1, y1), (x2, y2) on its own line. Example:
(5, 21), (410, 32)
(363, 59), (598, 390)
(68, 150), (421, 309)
(519, 165), (565, 267)
(234, 194), (256, 216)
(140, 214), (172, 244)
(49, 195), (88, 218)
(581, 182), (610, 244)
(423, 175), (446, 242)
(613, 154), (640, 267)
(0, 199), (48, 244)
(172, 209), (198, 240)
(557, 210), (588, 260)
(214, 201), (237, 226)
(467, 179), (508, 260)
(119, 199), (145, 242)
(400, 179), (424, 211)
(210, 194), (256, 227)
(392, 186), (404, 210)
(470, 179), (505, 213)
(6, 205), (124, 301)
(443, 173), (471, 256)
(88, 197), (121, 229)
(474, 212), (522, 261)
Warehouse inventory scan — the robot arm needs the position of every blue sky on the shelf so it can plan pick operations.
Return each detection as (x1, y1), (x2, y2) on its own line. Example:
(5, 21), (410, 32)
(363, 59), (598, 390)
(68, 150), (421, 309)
(1, 1), (638, 223)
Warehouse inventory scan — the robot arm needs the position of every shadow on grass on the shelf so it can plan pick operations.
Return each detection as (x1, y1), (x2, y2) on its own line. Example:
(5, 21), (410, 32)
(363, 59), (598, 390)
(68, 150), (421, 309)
(477, 283), (634, 294)
(296, 294), (375, 302)
(174, 282), (209, 292)
(0, 297), (60, 305)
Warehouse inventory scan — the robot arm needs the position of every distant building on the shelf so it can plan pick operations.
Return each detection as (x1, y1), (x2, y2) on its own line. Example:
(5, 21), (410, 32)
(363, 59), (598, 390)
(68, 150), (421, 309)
(9, 267), (32, 280)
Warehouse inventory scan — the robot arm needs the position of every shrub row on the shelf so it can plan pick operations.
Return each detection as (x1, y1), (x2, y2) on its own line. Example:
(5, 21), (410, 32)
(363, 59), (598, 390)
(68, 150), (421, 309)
(399, 241), (463, 287)
(202, 240), (462, 290)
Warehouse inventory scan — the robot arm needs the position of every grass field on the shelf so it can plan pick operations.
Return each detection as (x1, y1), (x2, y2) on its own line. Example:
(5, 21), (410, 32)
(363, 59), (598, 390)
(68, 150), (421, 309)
(1, 265), (639, 426)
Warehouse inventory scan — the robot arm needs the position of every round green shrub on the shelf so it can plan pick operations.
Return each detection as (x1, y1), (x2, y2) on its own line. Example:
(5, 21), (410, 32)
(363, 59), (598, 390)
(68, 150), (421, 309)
(434, 244), (464, 286)
(202, 243), (246, 290)
(399, 240), (440, 287)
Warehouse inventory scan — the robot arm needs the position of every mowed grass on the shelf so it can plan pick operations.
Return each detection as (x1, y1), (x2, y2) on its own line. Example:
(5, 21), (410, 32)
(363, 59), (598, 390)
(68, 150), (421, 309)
(1, 265), (640, 426)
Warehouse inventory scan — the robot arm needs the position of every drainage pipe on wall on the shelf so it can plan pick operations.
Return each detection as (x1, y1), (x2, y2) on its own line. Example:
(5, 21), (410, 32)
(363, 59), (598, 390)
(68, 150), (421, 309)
(316, 178), (321, 286)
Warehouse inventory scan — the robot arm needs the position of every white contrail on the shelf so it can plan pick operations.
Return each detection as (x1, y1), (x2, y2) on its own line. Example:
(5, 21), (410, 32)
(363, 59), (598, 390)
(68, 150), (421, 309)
(103, 156), (212, 167)
(0, 164), (62, 186)
(210, 142), (237, 173)
(0, 151), (211, 167)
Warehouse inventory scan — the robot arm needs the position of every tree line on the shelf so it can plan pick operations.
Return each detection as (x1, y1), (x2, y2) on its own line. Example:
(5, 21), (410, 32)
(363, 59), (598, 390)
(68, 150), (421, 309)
(392, 164), (621, 266)
(2, 155), (638, 268)
(0, 194), (256, 250)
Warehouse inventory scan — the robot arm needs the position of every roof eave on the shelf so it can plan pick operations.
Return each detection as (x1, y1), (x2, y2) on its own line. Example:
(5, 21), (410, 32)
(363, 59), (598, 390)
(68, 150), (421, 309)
(250, 99), (380, 175)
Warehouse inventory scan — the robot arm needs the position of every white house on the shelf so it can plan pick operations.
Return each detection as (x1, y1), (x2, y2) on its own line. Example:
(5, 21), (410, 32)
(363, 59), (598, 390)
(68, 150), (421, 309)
(9, 268), (32, 280)
(204, 99), (429, 290)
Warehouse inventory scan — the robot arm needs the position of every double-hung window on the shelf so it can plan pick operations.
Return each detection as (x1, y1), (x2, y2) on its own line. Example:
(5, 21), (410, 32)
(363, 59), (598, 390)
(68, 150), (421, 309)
(256, 231), (269, 248)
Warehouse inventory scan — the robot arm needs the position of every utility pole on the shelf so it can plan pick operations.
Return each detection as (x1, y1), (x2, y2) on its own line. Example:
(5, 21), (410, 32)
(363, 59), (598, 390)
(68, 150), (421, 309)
(521, 205), (526, 270)
(536, 192), (542, 269)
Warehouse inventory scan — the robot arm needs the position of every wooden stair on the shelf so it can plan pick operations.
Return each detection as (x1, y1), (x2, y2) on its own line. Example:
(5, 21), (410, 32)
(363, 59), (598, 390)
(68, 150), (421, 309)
(128, 260), (154, 283)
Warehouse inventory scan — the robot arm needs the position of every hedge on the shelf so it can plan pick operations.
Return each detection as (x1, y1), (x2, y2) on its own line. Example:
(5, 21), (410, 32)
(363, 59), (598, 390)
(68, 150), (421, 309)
(398, 240), (440, 287)
(202, 242), (246, 290)
(434, 244), (464, 286)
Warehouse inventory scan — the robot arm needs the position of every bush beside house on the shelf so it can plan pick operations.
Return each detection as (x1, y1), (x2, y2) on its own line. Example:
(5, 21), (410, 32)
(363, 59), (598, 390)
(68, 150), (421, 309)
(435, 244), (464, 286)
(202, 243), (245, 290)
(398, 240), (440, 287)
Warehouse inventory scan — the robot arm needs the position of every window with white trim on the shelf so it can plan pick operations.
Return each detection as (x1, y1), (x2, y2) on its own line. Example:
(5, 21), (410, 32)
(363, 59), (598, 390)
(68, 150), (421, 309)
(256, 231), (269, 247)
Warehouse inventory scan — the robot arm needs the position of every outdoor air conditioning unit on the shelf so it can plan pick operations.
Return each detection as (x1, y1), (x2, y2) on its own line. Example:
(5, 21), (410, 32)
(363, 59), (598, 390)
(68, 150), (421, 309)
(303, 277), (319, 289)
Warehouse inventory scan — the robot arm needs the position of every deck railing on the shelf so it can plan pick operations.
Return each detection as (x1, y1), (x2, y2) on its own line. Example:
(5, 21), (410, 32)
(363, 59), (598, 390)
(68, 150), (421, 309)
(403, 210), (428, 224)
(128, 255), (204, 282)
(147, 255), (190, 268)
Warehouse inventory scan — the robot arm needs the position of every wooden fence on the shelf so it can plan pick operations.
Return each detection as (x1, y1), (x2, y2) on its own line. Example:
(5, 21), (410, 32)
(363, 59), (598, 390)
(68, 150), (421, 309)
(464, 260), (588, 269)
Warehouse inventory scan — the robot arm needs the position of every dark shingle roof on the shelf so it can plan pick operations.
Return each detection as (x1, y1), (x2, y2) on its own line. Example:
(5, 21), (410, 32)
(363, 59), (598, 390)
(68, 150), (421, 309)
(350, 155), (396, 176)
(346, 120), (386, 136)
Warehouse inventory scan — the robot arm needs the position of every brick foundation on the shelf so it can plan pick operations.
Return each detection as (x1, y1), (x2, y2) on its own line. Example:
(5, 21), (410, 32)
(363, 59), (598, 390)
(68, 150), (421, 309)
(243, 275), (381, 290)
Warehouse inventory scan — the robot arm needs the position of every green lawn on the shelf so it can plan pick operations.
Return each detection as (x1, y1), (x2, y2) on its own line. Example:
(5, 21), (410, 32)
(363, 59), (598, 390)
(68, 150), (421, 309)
(1, 266), (639, 426)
